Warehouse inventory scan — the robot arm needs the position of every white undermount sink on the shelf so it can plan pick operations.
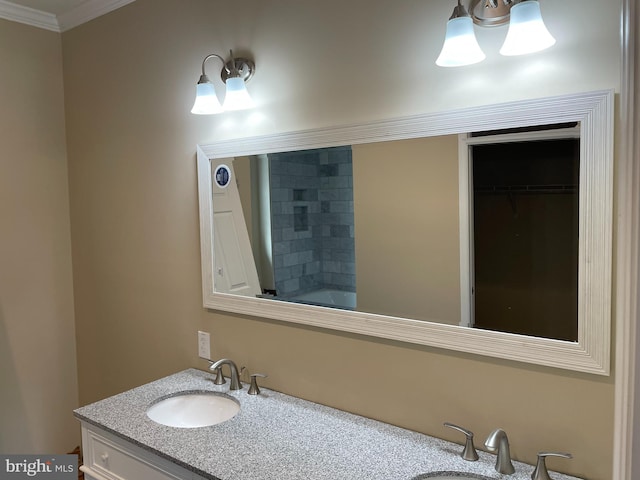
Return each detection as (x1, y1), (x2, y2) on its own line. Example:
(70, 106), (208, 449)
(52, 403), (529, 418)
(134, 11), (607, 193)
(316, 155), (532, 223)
(411, 473), (489, 480)
(146, 391), (240, 428)
(422, 477), (482, 480)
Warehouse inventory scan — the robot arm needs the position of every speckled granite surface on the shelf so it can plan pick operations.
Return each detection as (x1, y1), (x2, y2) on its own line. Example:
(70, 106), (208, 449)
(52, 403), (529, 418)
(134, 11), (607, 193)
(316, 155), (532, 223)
(74, 368), (583, 480)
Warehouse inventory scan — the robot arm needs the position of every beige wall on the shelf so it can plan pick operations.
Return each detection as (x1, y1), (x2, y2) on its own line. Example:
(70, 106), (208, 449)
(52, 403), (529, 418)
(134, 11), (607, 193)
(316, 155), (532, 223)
(61, 1), (621, 479)
(0, 19), (79, 452)
(353, 136), (461, 323)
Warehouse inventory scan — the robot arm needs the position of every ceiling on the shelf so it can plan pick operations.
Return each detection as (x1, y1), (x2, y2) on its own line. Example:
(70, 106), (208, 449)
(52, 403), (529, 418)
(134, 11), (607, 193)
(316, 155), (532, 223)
(0, 0), (135, 32)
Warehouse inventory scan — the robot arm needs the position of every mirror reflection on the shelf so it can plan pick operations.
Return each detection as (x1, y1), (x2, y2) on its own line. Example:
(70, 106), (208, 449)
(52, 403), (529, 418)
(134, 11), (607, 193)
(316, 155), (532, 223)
(213, 125), (580, 343)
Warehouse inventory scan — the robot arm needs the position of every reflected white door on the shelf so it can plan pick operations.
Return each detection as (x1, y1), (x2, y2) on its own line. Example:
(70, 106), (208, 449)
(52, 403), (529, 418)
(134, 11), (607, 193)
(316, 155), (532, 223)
(211, 159), (261, 297)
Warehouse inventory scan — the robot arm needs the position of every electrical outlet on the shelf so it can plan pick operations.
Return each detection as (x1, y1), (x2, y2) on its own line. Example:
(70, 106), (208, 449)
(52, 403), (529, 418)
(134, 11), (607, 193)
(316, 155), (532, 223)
(198, 331), (211, 359)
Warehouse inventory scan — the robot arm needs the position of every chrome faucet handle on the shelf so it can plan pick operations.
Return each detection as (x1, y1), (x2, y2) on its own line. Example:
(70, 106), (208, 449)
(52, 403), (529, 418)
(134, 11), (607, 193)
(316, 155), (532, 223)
(213, 367), (226, 385)
(207, 361), (226, 385)
(532, 452), (572, 480)
(443, 422), (479, 461)
(209, 358), (243, 390)
(248, 373), (267, 395)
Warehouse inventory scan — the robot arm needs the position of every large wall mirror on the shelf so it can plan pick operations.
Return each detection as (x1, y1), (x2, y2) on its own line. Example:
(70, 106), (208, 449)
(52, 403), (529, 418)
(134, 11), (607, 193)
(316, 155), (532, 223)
(197, 90), (613, 375)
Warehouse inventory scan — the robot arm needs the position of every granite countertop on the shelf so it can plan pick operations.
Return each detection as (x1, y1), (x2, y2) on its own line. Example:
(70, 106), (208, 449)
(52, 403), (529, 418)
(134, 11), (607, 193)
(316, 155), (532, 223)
(74, 368), (582, 480)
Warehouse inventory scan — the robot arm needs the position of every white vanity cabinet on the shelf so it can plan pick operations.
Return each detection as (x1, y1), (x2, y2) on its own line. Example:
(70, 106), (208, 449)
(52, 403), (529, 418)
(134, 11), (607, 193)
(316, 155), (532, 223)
(80, 423), (209, 480)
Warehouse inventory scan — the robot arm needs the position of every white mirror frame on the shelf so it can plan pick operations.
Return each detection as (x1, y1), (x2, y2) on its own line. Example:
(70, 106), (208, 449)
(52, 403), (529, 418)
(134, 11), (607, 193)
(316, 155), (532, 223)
(197, 89), (614, 375)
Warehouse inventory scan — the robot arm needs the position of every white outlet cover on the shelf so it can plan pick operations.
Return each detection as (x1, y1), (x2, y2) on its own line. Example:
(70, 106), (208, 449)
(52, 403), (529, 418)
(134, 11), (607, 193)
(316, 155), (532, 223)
(198, 331), (211, 359)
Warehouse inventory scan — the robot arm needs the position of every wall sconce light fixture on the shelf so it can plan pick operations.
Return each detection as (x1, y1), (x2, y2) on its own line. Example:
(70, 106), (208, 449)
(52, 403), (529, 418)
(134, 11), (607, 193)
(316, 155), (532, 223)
(436, 0), (555, 67)
(191, 50), (255, 114)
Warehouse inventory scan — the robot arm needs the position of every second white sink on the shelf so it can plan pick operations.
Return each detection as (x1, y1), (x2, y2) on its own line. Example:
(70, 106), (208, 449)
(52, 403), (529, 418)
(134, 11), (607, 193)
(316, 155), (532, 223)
(411, 473), (489, 480)
(146, 391), (240, 428)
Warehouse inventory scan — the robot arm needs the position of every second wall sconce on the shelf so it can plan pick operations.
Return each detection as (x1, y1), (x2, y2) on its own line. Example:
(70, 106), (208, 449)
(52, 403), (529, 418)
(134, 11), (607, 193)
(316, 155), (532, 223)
(191, 50), (255, 114)
(436, 0), (555, 67)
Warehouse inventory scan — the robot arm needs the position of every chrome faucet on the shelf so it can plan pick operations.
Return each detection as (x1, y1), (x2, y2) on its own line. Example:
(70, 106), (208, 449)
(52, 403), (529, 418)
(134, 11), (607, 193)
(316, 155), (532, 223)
(485, 428), (515, 475)
(209, 358), (243, 390)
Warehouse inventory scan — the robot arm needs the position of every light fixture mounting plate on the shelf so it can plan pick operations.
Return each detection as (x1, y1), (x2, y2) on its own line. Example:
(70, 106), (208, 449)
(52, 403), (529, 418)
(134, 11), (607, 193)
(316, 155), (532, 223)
(221, 57), (255, 83)
(469, 0), (514, 27)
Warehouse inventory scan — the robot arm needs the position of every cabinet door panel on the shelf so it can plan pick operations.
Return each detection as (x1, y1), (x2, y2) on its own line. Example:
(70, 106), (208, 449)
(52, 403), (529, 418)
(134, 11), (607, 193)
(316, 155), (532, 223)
(82, 425), (191, 480)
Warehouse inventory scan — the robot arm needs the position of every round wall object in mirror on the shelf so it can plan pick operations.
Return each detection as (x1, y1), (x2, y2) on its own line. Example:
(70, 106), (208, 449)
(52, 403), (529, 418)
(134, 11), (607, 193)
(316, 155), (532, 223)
(214, 164), (231, 188)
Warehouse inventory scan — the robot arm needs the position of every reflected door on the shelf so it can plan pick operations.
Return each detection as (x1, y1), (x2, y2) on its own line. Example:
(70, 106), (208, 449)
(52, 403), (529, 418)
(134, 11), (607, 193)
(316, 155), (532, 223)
(212, 160), (261, 297)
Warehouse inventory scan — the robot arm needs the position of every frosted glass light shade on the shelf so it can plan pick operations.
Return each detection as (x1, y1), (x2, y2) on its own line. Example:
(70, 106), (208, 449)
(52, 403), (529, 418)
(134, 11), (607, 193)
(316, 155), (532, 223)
(222, 77), (254, 111)
(436, 16), (486, 67)
(500, 0), (556, 56)
(191, 82), (223, 115)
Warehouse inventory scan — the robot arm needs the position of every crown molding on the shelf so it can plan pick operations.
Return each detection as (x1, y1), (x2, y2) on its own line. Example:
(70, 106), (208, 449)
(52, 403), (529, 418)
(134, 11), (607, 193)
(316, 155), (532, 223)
(57, 0), (135, 32)
(0, 0), (58, 31)
(0, 0), (135, 33)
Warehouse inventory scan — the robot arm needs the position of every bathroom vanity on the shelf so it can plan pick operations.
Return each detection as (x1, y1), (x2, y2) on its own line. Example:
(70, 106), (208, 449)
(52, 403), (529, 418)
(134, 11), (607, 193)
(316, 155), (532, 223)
(74, 368), (583, 480)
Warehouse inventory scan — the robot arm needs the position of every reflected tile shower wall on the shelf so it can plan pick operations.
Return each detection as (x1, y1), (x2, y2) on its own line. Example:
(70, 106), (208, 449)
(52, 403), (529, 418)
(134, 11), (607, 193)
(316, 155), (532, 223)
(269, 146), (355, 299)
